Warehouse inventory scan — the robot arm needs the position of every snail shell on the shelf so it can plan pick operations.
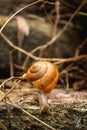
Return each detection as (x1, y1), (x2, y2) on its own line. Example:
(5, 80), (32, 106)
(26, 61), (59, 93)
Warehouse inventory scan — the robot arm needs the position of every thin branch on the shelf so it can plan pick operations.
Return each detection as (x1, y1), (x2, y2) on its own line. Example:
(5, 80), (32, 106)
(54, 54), (87, 64)
(53, 1), (60, 37)
(9, 49), (15, 76)
(75, 38), (87, 56)
(0, 79), (21, 102)
(43, 4), (53, 26)
(0, 77), (15, 88)
(60, 0), (75, 8)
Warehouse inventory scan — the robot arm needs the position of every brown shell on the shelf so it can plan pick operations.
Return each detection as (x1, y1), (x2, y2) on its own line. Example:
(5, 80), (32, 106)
(26, 61), (59, 93)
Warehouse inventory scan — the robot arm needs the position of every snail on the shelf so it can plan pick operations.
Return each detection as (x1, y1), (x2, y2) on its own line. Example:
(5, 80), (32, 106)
(25, 61), (59, 112)
(0, 61), (59, 112)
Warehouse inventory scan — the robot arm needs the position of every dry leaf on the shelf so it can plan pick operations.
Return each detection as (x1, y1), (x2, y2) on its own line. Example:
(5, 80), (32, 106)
(16, 16), (30, 36)
(16, 16), (30, 63)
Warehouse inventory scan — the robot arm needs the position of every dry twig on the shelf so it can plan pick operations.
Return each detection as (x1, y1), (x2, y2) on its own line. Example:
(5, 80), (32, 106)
(0, 79), (21, 102)
(9, 49), (15, 76)
(75, 38), (87, 56)
(53, 1), (60, 37)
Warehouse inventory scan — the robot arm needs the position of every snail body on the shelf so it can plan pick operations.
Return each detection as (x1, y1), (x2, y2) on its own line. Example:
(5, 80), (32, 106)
(26, 61), (59, 93)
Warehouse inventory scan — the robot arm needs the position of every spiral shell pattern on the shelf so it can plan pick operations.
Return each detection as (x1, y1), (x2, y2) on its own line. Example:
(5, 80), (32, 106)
(26, 61), (59, 93)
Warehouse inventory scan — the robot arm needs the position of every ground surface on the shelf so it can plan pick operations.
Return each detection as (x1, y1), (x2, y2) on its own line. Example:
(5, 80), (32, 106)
(0, 82), (87, 130)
